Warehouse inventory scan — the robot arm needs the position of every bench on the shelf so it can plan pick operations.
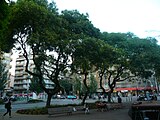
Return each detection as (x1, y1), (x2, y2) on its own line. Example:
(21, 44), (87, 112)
(107, 103), (122, 110)
(72, 105), (89, 114)
(48, 106), (72, 116)
(96, 102), (109, 112)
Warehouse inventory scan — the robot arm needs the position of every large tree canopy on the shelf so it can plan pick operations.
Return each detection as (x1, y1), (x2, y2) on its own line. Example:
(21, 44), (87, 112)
(9, 0), (68, 107)
(123, 36), (160, 78)
(0, 0), (15, 52)
(3, 0), (160, 106)
(100, 32), (160, 102)
(71, 37), (101, 104)
(8, 0), (101, 106)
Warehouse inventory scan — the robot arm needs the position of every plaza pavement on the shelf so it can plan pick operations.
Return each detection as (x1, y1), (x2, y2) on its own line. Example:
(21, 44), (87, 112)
(0, 102), (132, 120)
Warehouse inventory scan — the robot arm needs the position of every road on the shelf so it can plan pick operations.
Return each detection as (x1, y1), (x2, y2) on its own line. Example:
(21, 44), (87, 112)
(0, 95), (159, 113)
(0, 99), (87, 112)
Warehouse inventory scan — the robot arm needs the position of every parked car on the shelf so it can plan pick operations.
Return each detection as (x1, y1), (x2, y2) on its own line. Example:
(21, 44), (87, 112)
(67, 95), (77, 99)
(60, 95), (66, 99)
(57, 94), (66, 99)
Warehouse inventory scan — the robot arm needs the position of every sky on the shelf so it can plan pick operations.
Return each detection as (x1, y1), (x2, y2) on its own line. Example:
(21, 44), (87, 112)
(53, 0), (160, 43)
(9, 0), (160, 75)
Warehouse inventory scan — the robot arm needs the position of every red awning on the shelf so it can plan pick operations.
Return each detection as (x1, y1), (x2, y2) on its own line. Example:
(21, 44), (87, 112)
(115, 87), (156, 91)
(115, 87), (137, 91)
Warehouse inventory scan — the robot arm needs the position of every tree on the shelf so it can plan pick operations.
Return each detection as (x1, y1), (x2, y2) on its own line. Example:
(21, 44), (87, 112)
(9, 0), (66, 107)
(72, 76), (83, 98)
(125, 37), (160, 92)
(59, 79), (72, 95)
(29, 76), (43, 96)
(100, 32), (160, 102)
(71, 37), (100, 104)
(73, 73), (98, 99)
(8, 0), (100, 107)
(124, 36), (160, 78)
(61, 10), (100, 39)
(0, 0), (15, 52)
(89, 73), (98, 94)
(93, 40), (121, 100)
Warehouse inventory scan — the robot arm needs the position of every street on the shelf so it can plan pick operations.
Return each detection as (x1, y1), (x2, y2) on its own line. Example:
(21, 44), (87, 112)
(0, 96), (136, 112)
(0, 95), (160, 113)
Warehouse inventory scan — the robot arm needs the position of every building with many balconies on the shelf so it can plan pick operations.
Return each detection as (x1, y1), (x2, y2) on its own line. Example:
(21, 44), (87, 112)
(13, 54), (32, 94)
(13, 53), (54, 95)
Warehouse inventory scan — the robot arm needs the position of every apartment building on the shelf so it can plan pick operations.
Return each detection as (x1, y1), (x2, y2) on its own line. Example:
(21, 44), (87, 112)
(94, 69), (158, 94)
(2, 53), (12, 93)
(13, 54), (32, 94)
(13, 53), (54, 95)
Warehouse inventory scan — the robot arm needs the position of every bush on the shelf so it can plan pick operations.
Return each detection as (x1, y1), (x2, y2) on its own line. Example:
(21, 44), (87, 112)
(0, 99), (4, 104)
(27, 99), (43, 103)
(16, 107), (48, 115)
(16, 103), (98, 115)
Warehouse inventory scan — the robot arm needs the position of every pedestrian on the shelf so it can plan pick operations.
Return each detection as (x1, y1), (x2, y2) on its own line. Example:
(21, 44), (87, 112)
(3, 98), (12, 118)
(128, 92), (132, 101)
(117, 95), (122, 103)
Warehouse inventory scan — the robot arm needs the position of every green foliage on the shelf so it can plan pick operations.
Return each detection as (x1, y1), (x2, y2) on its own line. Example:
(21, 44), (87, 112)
(7, 0), (102, 107)
(59, 79), (72, 94)
(28, 99), (43, 103)
(89, 74), (98, 93)
(0, 0), (9, 29)
(61, 10), (101, 39)
(16, 103), (97, 115)
(29, 76), (44, 95)
(101, 32), (127, 48)
(0, 60), (8, 91)
(0, 99), (4, 104)
(0, 0), (15, 52)
(73, 77), (82, 94)
(101, 32), (160, 79)
(124, 37), (160, 78)
(16, 107), (47, 115)
(4, 0), (160, 106)
(72, 37), (101, 73)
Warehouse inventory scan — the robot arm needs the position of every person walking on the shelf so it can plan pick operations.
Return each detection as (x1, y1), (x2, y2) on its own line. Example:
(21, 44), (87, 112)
(117, 95), (122, 103)
(3, 98), (12, 118)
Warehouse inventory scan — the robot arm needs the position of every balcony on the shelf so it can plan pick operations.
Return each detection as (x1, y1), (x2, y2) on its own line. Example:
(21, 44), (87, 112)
(14, 86), (27, 90)
(14, 81), (28, 85)
(15, 74), (24, 77)
(14, 84), (28, 90)
(15, 67), (24, 70)
(16, 64), (24, 67)
(15, 76), (26, 80)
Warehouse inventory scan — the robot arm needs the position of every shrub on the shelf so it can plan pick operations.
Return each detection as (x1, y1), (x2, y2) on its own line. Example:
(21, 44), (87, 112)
(16, 103), (98, 115)
(0, 99), (4, 104)
(16, 107), (48, 115)
(27, 99), (43, 103)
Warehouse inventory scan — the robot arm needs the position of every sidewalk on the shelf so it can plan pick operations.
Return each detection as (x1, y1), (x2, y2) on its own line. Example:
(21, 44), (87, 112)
(0, 103), (132, 120)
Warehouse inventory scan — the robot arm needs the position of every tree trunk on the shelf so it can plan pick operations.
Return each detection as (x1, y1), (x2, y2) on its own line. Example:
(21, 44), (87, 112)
(81, 73), (89, 105)
(108, 88), (113, 103)
(46, 93), (52, 107)
(99, 72), (106, 95)
(108, 91), (112, 103)
(82, 92), (88, 105)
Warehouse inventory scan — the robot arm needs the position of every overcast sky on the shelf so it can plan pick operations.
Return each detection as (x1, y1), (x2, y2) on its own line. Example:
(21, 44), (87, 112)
(53, 0), (160, 43)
